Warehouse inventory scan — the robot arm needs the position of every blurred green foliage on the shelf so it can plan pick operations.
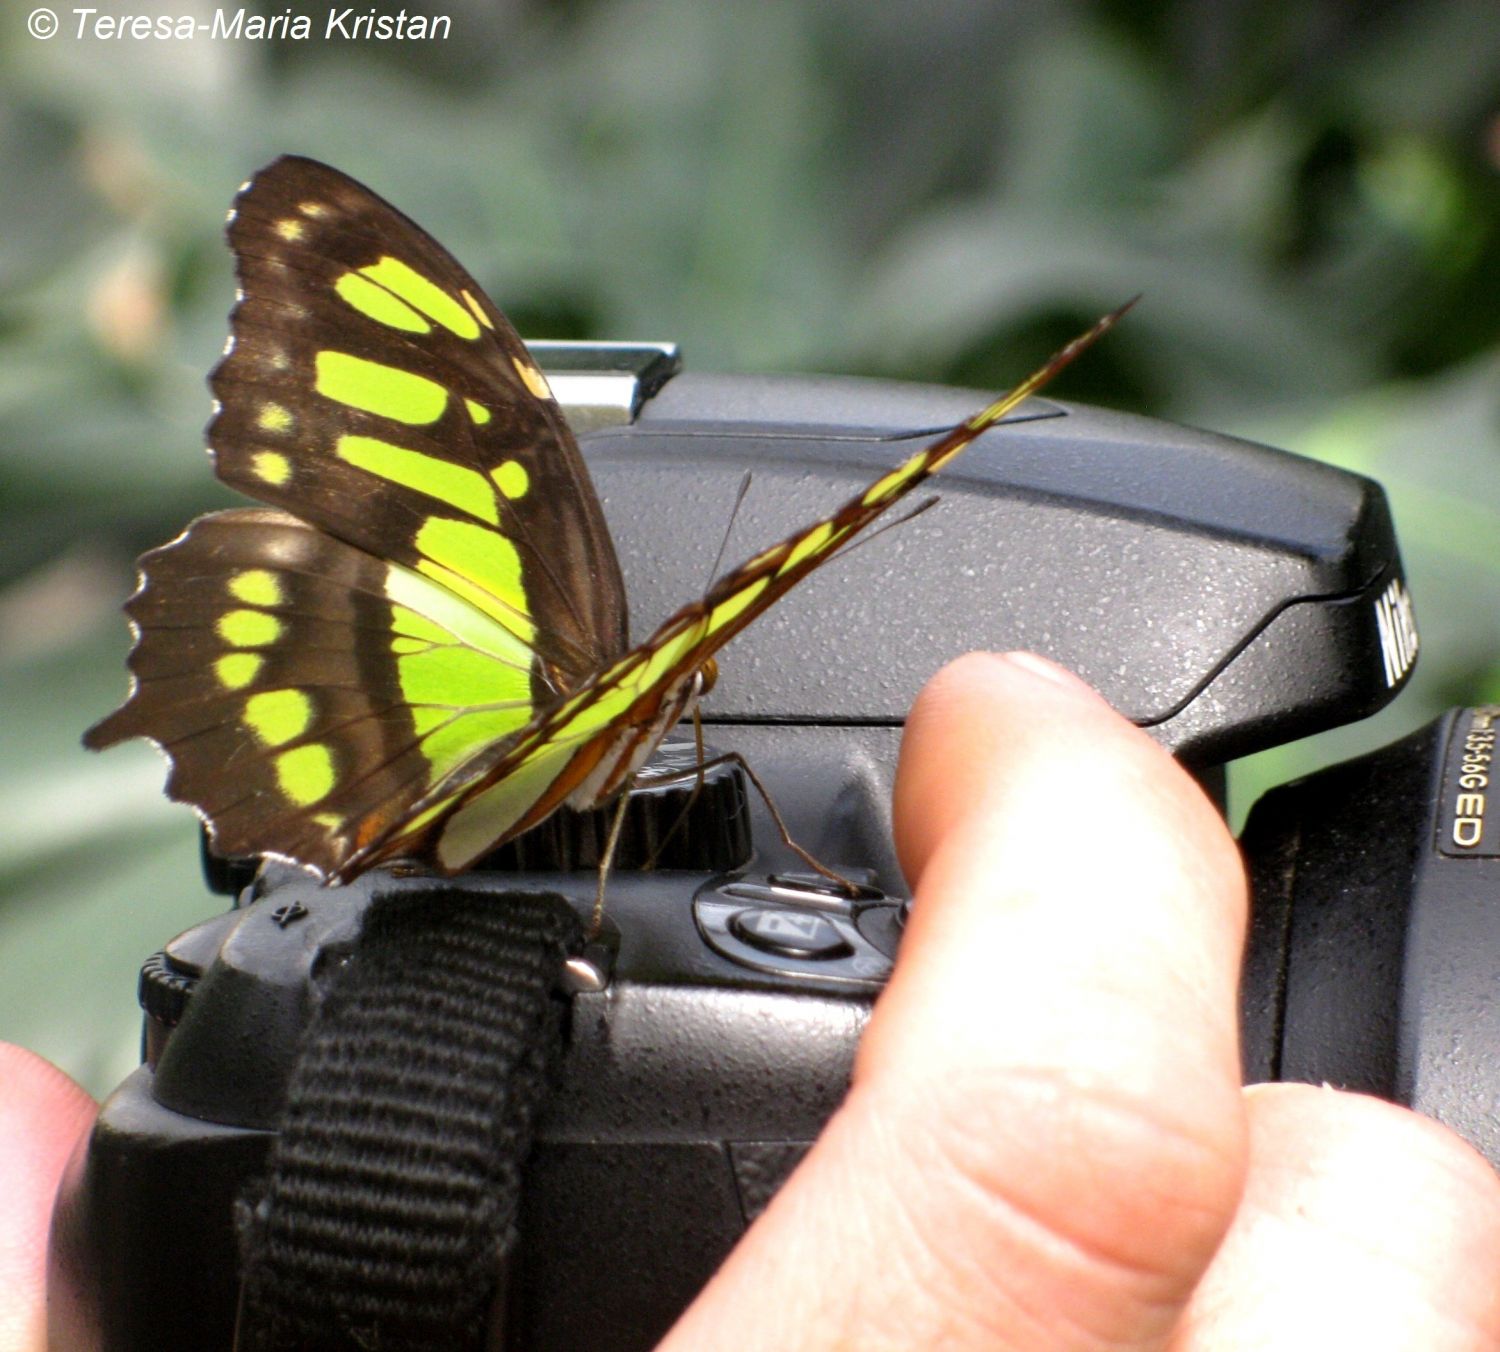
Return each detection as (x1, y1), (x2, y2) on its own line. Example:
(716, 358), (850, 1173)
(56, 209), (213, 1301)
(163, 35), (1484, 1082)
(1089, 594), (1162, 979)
(2, 0), (1497, 1094)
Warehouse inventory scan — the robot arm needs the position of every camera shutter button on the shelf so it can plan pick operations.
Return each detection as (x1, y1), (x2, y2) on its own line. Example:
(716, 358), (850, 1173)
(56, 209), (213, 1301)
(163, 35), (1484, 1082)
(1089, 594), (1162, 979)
(729, 907), (854, 960)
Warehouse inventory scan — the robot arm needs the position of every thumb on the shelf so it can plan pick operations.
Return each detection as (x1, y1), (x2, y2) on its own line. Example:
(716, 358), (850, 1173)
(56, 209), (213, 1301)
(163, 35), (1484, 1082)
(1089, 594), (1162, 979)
(660, 652), (1249, 1351)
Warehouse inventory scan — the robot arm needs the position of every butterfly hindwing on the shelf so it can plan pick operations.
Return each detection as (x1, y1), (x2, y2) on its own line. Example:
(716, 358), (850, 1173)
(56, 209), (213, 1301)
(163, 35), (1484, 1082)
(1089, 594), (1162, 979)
(209, 155), (627, 684)
(83, 507), (541, 874)
(335, 305), (1133, 877)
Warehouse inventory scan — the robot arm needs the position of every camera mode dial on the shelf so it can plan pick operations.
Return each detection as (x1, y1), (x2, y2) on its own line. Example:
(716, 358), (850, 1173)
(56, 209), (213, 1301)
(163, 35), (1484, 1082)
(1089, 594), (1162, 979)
(477, 739), (753, 874)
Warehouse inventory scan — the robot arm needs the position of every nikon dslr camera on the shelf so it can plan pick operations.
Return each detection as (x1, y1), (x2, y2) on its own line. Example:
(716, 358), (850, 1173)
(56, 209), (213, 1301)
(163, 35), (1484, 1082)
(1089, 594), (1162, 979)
(50, 345), (1498, 1351)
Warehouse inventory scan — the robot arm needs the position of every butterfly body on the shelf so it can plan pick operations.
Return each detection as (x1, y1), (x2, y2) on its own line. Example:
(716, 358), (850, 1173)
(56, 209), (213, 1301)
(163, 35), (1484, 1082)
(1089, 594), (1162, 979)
(85, 156), (1125, 885)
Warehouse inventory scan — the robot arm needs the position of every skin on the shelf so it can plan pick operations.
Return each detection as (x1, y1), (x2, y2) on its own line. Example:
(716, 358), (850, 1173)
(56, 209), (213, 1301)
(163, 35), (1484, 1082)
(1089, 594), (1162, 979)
(7, 652), (1499, 1350)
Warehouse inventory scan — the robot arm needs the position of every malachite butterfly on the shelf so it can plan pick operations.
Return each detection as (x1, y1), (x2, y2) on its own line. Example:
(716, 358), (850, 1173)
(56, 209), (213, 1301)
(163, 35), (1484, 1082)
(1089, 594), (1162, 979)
(85, 156), (1126, 886)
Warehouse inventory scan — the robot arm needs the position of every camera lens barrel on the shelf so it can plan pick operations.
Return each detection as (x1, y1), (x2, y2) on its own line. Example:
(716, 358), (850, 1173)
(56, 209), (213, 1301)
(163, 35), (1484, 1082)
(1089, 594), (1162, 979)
(1240, 706), (1500, 1164)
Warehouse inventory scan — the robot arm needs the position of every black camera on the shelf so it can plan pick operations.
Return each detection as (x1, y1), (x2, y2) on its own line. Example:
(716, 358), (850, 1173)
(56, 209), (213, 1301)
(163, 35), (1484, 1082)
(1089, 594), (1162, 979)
(49, 346), (1498, 1351)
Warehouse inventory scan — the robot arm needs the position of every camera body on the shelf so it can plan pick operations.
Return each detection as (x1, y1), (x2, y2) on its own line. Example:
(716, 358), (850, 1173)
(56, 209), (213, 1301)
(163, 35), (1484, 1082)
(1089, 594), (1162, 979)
(50, 348), (1498, 1351)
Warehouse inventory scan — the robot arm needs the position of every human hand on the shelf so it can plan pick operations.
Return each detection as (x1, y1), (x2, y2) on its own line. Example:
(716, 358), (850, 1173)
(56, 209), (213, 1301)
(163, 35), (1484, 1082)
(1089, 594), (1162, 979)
(660, 651), (1500, 1350)
(0, 1043), (95, 1352)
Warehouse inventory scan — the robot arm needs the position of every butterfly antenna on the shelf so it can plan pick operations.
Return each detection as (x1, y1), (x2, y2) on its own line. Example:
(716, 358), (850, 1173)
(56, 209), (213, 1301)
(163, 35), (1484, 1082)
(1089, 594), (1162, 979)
(706, 471), (755, 584)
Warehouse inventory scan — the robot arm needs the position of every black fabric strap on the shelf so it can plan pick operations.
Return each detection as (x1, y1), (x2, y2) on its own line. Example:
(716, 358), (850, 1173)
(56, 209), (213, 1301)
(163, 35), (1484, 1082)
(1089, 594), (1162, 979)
(235, 888), (579, 1351)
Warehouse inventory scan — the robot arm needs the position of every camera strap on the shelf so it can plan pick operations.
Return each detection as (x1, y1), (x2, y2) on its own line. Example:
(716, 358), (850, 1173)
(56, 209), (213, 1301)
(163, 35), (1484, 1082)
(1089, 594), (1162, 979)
(233, 887), (580, 1351)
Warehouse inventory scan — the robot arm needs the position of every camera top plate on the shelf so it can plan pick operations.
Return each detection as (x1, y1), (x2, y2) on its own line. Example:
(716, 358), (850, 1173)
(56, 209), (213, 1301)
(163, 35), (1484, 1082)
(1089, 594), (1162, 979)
(546, 348), (1413, 765)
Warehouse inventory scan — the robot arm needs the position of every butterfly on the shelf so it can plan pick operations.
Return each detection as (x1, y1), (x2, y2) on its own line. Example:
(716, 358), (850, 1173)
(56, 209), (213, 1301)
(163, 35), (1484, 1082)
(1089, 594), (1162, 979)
(85, 156), (1126, 890)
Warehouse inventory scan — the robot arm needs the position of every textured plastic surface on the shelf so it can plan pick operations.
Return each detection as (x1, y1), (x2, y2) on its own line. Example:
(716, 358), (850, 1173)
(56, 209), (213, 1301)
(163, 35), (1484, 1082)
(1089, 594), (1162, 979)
(47, 1069), (268, 1352)
(69, 711), (1500, 1351)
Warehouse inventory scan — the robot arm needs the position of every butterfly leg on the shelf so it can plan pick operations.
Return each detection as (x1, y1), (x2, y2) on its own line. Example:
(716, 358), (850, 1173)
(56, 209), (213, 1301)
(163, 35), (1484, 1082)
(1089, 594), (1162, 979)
(695, 748), (864, 897)
(588, 781), (636, 939)
(638, 713), (856, 895)
(634, 706), (715, 870)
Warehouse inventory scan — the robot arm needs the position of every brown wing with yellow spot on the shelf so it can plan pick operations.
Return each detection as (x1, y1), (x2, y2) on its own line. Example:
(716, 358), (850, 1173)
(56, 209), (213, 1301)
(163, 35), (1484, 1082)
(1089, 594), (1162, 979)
(210, 155), (626, 686)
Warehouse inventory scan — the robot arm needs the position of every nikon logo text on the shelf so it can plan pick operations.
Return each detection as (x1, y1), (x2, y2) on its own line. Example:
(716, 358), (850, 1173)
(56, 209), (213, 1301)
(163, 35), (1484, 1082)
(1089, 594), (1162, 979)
(1374, 576), (1418, 688)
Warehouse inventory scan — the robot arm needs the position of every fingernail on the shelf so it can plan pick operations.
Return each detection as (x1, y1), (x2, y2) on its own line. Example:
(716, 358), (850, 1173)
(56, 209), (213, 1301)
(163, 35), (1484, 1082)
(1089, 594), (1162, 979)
(997, 651), (1103, 699)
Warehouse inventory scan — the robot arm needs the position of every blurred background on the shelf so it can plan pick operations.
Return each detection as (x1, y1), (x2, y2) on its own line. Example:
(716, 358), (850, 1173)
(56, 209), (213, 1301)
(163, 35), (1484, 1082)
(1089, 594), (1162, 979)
(2, 0), (1498, 1095)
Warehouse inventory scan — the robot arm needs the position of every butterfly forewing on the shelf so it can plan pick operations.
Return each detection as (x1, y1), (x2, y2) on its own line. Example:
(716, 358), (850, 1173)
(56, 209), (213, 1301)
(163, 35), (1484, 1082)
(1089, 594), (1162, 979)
(210, 156), (627, 683)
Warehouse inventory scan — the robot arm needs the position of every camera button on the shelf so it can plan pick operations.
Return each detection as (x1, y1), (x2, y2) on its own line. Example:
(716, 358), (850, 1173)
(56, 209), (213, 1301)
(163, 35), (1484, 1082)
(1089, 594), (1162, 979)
(729, 907), (855, 961)
(768, 870), (884, 902)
